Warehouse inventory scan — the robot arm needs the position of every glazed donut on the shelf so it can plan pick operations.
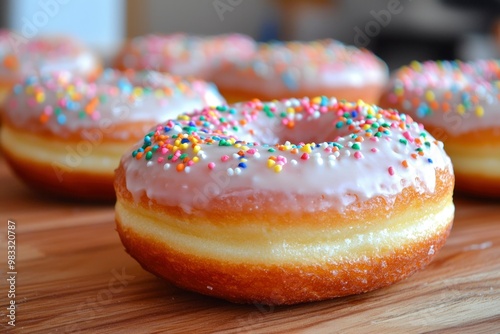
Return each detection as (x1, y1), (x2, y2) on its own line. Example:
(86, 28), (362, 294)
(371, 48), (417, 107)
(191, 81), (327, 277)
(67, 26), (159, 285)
(1, 69), (225, 200)
(213, 40), (388, 104)
(114, 33), (256, 80)
(380, 60), (500, 197)
(0, 31), (101, 108)
(114, 97), (454, 305)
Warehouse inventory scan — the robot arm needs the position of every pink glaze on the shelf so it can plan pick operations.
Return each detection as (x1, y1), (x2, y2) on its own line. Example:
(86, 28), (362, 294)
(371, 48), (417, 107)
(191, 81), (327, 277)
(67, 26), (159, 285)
(384, 60), (500, 135)
(116, 33), (257, 79)
(213, 40), (388, 97)
(0, 31), (100, 81)
(121, 97), (452, 214)
(4, 69), (226, 139)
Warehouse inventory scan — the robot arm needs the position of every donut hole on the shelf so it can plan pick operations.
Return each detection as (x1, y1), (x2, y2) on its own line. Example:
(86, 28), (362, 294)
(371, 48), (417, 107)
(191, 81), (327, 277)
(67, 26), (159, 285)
(234, 109), (349, 146)
(275, 113), (343, 145)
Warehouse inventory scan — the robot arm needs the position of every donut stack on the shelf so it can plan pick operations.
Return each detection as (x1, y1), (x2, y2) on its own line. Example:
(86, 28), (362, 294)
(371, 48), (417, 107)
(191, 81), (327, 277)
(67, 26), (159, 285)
(213, 39), (388, 103)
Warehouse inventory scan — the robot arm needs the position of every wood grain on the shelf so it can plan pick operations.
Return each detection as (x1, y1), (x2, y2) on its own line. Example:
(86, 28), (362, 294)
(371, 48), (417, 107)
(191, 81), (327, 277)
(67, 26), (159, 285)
(0, 154), (499, 333)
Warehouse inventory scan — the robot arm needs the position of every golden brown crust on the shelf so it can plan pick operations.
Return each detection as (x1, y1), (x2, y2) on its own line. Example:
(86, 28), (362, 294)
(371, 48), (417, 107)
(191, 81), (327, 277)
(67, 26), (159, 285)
(116, 213), (452, 305)
(0, 122), (129, 201)
(114, 164), (454, 229)
(2, 116), (154, 143)
(113, 51), (130, 73)
(454, 172), (500, 198)
(114, 162), (454, 304)
(407, 125), (500, 197)
(2, 145), (115, 201)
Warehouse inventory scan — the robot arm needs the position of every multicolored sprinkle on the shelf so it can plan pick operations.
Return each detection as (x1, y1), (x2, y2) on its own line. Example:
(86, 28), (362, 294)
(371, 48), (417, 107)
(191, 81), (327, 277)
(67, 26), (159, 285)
(131, 97), (438, 176)
(384, 60), (500, 134)
(213, 39), (388, 98)
(0, 30), (98, 79)
(4, 69), (225, 137)
(117, 33), (256, 79)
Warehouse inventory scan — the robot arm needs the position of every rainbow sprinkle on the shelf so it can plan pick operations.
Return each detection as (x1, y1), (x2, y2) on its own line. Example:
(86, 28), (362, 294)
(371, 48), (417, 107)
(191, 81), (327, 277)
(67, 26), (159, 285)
(226, 40), (386, 91)
(386, 60), (500, 120)
(130, 97), (438, 177)
(5, 69), (224, 135)
(0, 31), (96, 78)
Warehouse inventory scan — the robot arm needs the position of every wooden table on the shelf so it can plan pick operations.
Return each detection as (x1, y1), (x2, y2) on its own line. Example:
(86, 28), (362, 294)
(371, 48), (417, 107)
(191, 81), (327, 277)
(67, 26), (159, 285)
(1, 155), (499, 333)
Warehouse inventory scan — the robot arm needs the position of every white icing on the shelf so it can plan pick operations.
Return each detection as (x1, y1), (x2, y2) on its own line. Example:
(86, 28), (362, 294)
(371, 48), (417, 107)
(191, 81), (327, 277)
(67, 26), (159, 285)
(3, 69), (226, 139)
(213, 40), (388, 95)
(118, 33), (257, 79)
(121, 98), (453, 214)
(36, 50), (99, 77)
(386, 60), (500, 135)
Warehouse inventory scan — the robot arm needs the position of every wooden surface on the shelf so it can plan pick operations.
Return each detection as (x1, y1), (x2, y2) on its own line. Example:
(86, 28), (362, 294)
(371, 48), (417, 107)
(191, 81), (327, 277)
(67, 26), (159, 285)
(0, 154), (499, 334)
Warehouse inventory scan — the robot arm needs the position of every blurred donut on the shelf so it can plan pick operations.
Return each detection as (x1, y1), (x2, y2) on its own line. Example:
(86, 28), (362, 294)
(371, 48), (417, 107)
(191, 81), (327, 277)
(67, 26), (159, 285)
(381, 60), (500, 197)
(1, 69), (225, 200)
(213, 40), (388, 103)
(0, 31), (101, 108)
(114, 33), (256, 80)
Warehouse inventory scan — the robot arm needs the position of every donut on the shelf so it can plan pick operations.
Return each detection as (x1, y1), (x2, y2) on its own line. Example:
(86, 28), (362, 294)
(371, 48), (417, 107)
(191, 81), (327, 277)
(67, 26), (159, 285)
(114, 33), (256, 80)
(213, 40), (389, 104)
(380, 60), (500, 197)
(0, 31), (101, 109)
(0, 69), (225, 201)
(114, 97), (454, 305)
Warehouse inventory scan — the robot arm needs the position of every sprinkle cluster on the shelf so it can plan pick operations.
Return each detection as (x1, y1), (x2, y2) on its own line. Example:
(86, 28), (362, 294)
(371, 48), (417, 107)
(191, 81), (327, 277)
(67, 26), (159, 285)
(241, 40), (385, 90)
(7, 69), (215, 126)
(0, 32), (84, 74)
(131, 97), (438, 177)
(386, 60), (500, 119)
(120, 33), (256, 76)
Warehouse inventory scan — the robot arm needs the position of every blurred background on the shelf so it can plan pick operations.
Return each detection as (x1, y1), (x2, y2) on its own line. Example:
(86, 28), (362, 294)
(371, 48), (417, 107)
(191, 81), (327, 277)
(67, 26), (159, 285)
(1, 0), (500, 70)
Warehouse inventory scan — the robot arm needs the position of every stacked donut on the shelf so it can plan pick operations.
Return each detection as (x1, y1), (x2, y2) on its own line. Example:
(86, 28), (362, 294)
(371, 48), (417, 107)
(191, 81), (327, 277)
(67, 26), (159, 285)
(381, 60), (500, 197)
(213, 39), (388, 103)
